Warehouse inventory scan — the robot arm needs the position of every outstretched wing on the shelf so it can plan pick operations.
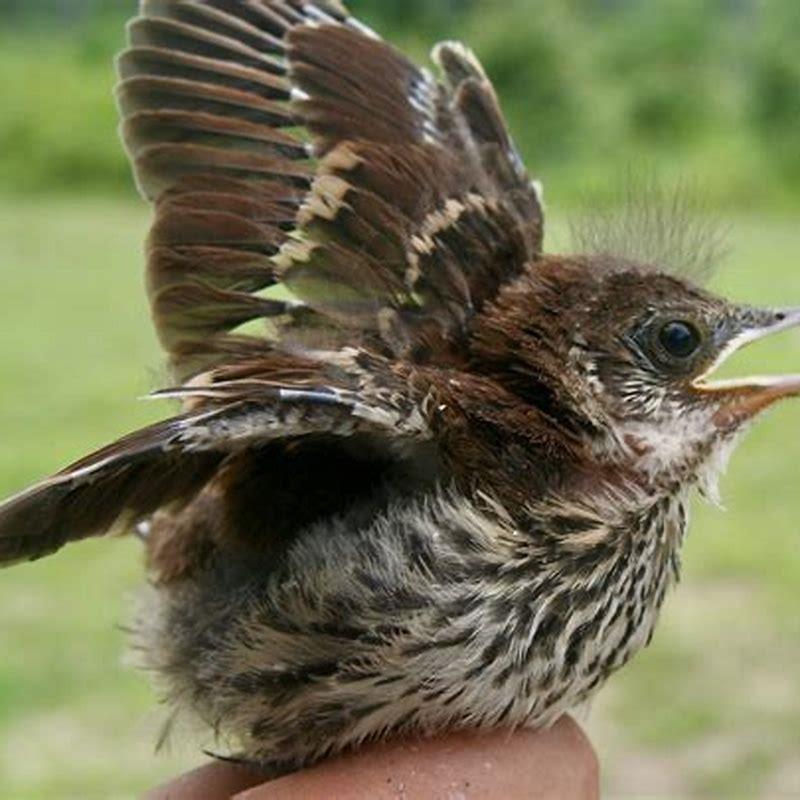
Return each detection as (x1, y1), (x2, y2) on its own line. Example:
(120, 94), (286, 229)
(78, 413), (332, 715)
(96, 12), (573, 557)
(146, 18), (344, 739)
(0, 347), (429, 566)
(117, 0), (544, 377)
(0, 2), (545, 566)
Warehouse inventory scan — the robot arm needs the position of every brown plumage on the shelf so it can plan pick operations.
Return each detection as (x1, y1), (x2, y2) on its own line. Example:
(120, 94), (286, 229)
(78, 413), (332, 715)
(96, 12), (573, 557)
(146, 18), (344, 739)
(1, 0), (799, 774)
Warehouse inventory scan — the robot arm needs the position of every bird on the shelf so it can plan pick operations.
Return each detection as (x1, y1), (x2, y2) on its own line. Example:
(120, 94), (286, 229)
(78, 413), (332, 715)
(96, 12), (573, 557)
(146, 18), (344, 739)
(1, 0), (799, 776)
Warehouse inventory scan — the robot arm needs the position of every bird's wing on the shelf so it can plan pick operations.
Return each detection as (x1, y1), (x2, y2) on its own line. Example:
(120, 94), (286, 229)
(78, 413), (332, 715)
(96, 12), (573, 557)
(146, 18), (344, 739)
(0, 2), (547, 566)
(117, 0), (544, 379)
(0, 347), (429, 566)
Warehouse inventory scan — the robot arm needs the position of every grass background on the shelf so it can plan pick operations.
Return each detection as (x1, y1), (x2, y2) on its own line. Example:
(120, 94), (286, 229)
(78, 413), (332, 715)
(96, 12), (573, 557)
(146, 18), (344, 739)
(1, 1), (799, 798)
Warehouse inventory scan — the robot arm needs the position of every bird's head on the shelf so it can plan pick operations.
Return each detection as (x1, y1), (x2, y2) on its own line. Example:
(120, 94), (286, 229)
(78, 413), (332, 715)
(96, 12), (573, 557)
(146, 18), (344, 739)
(472, 256), (800, 491)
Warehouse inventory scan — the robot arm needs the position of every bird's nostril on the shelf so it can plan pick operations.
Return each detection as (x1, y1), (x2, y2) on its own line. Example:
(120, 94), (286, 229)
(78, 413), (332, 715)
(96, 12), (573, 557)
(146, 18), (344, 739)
(775, 312), (787, 322)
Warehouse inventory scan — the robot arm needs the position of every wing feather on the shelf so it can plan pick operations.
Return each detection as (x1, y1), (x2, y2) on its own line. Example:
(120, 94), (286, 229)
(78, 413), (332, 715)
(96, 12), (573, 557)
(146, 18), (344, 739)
(1, 2), (547, 565)
(116, 0), (544, 376)
(0, 347), (429, 566)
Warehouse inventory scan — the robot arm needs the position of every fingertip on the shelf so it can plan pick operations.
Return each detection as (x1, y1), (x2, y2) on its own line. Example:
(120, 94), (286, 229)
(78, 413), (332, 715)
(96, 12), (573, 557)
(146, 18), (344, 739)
(145, 761), (268, 800)
(236, 717), (599, 800)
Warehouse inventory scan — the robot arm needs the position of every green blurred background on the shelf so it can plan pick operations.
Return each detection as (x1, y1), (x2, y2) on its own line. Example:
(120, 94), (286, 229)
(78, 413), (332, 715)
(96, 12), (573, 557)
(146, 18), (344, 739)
(0, 1), (798, 798)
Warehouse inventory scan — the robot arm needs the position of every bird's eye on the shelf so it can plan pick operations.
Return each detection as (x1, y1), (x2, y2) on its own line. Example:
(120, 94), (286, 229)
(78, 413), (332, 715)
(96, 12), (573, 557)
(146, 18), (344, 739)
(658, 321), (702, 359)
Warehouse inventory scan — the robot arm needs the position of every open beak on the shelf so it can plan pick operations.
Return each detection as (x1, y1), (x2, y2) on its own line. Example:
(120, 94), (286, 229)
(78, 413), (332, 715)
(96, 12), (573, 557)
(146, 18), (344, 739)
(693, 307), (800, 429)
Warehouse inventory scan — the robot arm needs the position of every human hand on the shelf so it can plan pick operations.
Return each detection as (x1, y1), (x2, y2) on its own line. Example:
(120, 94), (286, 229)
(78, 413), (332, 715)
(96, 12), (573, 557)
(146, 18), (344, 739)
(145, 716), (599, 799)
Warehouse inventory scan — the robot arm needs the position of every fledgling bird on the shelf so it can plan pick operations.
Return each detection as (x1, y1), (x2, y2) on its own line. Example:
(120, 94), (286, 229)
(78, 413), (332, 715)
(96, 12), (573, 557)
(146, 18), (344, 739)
(1, 0), (799, 775)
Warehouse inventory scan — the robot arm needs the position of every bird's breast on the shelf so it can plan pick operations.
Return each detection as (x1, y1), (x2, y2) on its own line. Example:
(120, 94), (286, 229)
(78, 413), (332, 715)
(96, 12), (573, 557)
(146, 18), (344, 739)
(442, 490), (690, 728)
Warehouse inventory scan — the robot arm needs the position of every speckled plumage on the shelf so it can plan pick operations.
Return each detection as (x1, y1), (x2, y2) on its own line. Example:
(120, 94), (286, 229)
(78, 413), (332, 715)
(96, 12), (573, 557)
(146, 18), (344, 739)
(138, 486), (686, 771)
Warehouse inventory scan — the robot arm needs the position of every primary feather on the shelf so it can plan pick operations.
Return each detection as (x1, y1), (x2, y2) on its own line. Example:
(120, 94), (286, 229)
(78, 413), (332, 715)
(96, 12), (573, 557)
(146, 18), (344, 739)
(118, 0), (544, 373)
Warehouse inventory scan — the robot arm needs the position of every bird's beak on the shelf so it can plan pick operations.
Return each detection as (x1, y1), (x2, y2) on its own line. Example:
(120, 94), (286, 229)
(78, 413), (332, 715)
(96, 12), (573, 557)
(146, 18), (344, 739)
(693, 307), (800, 429)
